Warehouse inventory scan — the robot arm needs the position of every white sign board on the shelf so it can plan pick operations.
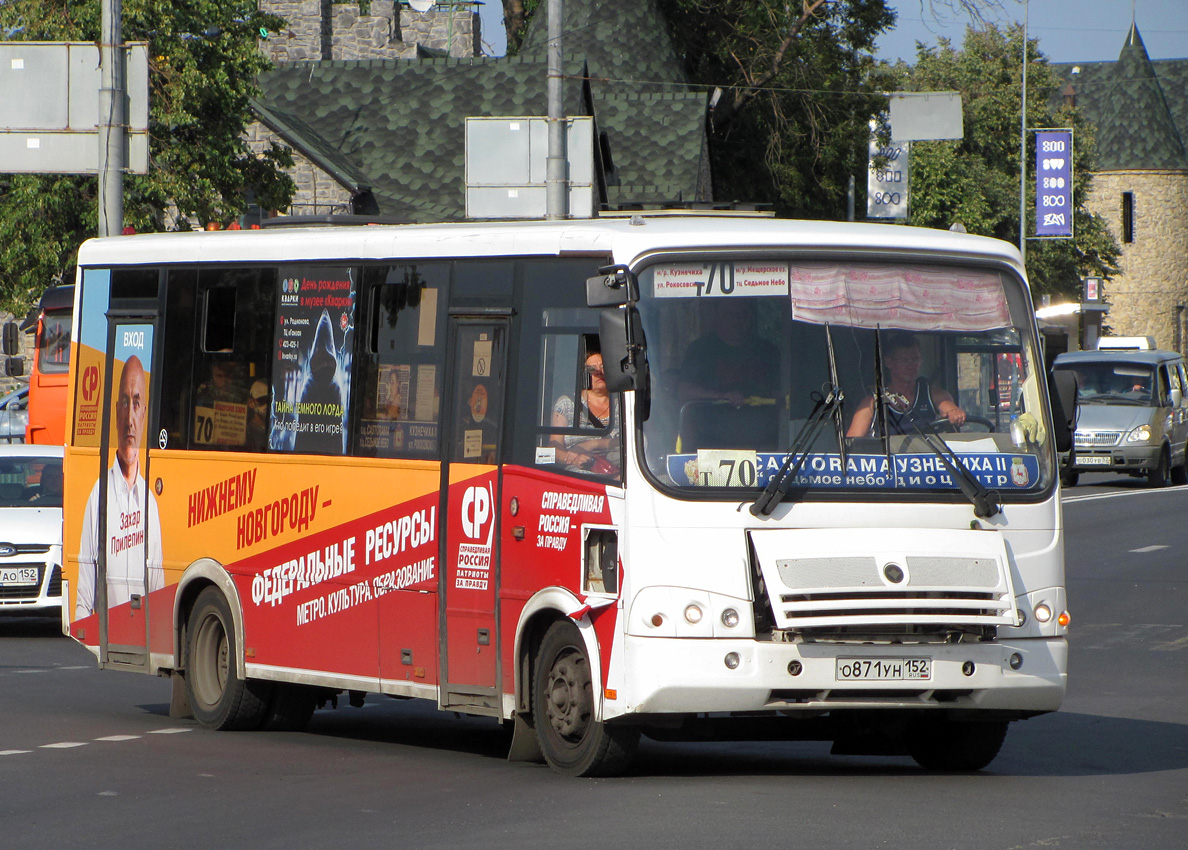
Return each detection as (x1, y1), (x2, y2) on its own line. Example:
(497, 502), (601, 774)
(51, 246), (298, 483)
(867, 138), (909, 220)
(889, 92), (963, 141)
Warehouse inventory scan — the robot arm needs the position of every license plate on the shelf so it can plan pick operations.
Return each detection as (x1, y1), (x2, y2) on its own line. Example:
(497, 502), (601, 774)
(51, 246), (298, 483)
(836, 657), (931, 681)
(1077, 455), (1112, 466)
(0, 566), (39, 586)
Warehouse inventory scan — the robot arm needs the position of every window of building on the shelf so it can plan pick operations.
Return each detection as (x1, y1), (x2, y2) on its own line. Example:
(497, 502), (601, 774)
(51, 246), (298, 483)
(1122, 192), (1135, 243)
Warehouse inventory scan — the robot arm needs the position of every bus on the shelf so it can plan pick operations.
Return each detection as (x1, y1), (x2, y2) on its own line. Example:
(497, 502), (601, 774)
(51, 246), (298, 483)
(62, 216), (1075, 776)
(26, 284), (73, 445)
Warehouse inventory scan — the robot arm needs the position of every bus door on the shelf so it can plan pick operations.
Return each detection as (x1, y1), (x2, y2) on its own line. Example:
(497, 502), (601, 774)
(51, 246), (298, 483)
(440, 317), (508, 712)
(95, 315), (162, 672)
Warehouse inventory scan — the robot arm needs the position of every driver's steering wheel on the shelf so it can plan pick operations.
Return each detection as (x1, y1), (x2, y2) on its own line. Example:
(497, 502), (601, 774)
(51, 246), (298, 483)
(928, 415), (996, 433)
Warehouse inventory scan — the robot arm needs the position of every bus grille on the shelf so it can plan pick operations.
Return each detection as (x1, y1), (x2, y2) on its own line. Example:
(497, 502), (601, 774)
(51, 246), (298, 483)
(749, 529), (1019, 632)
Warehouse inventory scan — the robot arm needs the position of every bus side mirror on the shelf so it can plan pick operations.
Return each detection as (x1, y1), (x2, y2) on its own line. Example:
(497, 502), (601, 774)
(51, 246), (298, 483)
(586, 273), (628, 307)
(600, 306), (649, 396)
(4, 357), (23, 378)
(1049, 369), (1077, 453)
(2, 321), (18, 356)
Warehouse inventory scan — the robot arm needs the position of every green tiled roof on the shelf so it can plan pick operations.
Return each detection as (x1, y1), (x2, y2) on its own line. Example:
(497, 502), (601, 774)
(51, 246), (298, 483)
(1052, 25), (1188, 171)
(254, 0), (708, 220)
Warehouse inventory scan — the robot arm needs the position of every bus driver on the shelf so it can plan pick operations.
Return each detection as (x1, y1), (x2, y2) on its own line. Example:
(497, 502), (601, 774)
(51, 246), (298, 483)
(846, 333), (966, 437)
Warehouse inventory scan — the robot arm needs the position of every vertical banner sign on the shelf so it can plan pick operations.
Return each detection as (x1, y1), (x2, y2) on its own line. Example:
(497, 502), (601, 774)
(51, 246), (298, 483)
(867, 136), (909, 220)
(1035, 130), (1073, 237)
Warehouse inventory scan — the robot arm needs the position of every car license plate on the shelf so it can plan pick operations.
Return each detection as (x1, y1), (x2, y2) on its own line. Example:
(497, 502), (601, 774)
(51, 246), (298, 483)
(1077, 455), (1112, 466)
(836, 657), (931, 681)
(0, 566), (39, 586)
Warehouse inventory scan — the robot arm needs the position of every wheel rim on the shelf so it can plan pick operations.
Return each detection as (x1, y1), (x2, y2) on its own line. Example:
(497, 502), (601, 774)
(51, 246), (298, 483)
(192, 610), (229, 710)
(544, 647), (592, 745)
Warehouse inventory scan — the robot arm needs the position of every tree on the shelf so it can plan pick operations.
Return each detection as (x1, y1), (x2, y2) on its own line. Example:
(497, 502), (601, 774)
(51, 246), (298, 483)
(898, 24), (1120, 299)
(657, 0), (898, 220)
(0, 0), (295, 313)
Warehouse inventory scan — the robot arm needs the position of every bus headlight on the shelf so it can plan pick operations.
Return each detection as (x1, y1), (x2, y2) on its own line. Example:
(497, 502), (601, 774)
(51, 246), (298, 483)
(683, 604), (703, 624)
(1127, 424), (1152, 442)
(1033, 603), (1053, 624)
(720, 608), (740, 628)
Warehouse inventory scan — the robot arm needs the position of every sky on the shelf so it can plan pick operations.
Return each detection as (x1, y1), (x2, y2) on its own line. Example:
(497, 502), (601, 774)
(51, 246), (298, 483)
(475, 0), (1186, 63)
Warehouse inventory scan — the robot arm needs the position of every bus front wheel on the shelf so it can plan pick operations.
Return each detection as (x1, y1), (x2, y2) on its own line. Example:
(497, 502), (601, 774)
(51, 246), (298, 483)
(905, 717), (1008, 771)
(532, 620), (638, 777)
(186, 587), (271, 731)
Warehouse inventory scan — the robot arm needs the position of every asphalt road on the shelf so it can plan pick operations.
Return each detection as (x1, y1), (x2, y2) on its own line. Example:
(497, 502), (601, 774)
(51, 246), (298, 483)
(2, 475), (1185, 849)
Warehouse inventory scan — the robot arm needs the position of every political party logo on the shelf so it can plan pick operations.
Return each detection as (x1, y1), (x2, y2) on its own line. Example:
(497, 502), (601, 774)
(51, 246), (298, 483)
(456, 483), (493, 590)
(81, 365), (100, 402)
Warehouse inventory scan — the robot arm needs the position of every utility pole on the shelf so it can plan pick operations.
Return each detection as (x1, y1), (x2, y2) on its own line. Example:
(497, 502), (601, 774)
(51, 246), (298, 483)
(545, 0), (568, 219)
(98, 0), (126, 237)
(1018, 0), (1028, 265)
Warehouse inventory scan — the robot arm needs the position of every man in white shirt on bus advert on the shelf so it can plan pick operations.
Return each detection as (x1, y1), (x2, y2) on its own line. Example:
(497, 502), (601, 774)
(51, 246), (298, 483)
(76, 354), (164, 619)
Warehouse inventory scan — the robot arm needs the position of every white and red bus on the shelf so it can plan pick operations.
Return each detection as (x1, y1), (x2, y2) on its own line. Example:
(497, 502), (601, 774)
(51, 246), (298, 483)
(62, 216), (1075, 775)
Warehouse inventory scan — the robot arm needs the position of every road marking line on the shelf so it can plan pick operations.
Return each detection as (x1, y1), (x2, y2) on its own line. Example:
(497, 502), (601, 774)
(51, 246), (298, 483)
(0, 750), (32, 756)
(1064, 484), (1188, 503)
(94, 735), (142, 742)
(148, 727), (192, 734)
(40, 742), (87, 749)
(1153, 634), (1188, 652)
(1130, 545), (1169, 553)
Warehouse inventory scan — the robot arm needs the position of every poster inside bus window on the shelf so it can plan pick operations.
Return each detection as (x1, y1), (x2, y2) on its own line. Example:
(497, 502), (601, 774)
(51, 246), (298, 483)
(270, 267), (356, 454)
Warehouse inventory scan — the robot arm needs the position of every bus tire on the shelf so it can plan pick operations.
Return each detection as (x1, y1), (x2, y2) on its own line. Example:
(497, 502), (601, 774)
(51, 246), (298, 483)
(186, 587), (271, 731)
(261, 684), (317, 732)
(905, 717), (1009, 772)
(532, 620), (639, 777)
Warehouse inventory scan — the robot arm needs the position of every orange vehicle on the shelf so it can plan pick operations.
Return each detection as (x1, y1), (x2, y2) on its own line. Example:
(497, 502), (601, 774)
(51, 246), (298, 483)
(25, 285), (72, 445)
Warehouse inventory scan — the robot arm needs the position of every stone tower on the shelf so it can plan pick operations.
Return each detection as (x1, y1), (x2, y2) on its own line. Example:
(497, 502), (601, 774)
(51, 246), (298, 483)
(257, 1), (480, 62)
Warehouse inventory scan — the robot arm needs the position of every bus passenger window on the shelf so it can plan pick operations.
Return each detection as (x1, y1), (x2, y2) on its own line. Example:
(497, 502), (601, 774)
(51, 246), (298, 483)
(185, 269), (276, 452)
(354, 264), (448, 459)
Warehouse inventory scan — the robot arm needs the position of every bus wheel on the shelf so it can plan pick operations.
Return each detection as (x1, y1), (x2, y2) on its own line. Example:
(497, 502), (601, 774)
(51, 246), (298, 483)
(261, 684), (317, 732)
(905, 717), (1008, 771)
(532, 620), (639, 777)
(186, 587), (271, 731)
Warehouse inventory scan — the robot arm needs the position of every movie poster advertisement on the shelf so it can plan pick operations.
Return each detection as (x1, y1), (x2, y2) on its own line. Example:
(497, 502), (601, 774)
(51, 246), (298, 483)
(270, 267), (356, 454)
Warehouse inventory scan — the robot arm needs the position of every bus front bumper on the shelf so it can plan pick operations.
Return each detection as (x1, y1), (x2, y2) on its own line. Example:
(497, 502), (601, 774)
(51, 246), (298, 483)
(615, 635), (1066, 717)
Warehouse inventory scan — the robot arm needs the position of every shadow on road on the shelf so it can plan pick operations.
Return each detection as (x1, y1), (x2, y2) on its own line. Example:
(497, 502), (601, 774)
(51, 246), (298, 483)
(285, 696), (1188, 778)
(0, 616), (65, 638)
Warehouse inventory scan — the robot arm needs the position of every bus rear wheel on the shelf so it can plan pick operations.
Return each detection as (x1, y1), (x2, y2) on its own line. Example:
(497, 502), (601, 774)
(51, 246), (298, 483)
(186, 587), (271, 731)
(532, 620), (638, 777)
(905, 717), (1008, 771)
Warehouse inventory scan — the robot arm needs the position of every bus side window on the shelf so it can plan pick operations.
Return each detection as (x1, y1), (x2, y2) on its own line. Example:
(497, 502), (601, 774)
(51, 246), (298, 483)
(353, 264), (448, 459)
(536, 330), (621, 478)
(185, 268), (276, 452)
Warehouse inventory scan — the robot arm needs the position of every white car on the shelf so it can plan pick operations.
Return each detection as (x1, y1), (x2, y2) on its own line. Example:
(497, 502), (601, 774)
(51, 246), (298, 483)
(0, 445), (63, 618)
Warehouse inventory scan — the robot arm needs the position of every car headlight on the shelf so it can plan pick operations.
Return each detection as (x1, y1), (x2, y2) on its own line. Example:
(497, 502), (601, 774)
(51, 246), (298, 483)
(1127, 424), (1152, 442)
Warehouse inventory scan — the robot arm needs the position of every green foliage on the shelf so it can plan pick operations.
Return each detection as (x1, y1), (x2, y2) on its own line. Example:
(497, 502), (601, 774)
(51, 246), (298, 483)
(0, 0), (295, 313)
(898, 25), (1120, 299)
(656, 0), (897, 219)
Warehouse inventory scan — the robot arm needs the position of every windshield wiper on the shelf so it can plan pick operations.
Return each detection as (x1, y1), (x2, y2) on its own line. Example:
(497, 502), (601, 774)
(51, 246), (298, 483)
(751, 324), (844, 517)
(871, 327), (894, 474)
(907, 419), (1001, 519)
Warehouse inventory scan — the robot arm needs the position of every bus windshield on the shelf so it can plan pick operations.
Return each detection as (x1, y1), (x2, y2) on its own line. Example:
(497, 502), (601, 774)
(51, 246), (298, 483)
(637, 258), (1052, 498)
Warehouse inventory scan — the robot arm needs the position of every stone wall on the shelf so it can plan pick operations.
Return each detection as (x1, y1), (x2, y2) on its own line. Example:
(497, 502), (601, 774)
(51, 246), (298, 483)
(246, 121), (358, 215)
(1085, 170), (1188, 353)
(259, 1), (478, 62)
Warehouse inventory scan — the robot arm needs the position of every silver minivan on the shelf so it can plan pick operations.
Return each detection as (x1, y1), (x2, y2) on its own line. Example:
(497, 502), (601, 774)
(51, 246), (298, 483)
(1053, 349), (1188, 487)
